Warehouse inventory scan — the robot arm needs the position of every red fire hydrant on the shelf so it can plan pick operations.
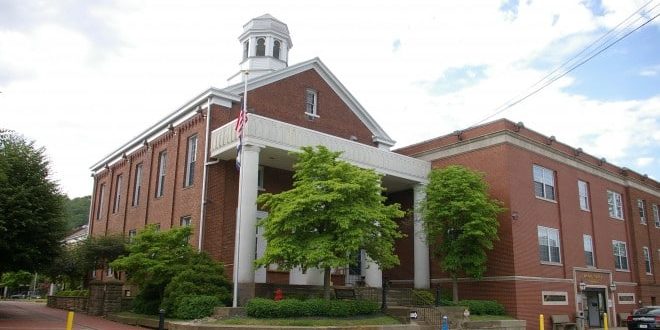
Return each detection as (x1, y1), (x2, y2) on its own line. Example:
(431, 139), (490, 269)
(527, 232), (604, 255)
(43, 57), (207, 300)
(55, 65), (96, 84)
(274, 288), (284, 301)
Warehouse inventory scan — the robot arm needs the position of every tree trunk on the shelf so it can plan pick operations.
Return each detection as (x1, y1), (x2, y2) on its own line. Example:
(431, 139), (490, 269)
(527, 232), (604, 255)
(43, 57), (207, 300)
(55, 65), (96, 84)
(452, 276), (459, 303)
(323, 267), (332, 300)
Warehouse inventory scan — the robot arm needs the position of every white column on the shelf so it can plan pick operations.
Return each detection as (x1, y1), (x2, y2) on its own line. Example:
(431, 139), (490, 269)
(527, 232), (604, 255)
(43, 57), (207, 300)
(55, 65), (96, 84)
(235, 144), (261, 284)
(364, 255), (382, 288)
(413, 184), (430, 289)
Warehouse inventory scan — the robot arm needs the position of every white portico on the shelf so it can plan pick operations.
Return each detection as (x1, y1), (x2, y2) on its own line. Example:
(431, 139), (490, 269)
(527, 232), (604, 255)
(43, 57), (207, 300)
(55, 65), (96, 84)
(210, 113), (432, 293)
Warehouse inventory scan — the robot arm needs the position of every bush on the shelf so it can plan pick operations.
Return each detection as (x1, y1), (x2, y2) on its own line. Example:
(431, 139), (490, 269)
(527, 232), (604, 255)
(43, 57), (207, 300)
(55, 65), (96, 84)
(132, 283), (162, 315)
(246, 298), (380, 318)
(459, 300), (505, 315)
(412, 289), (435, 306)
(172, 295), (220, 319)
(56, 290), (89, 297)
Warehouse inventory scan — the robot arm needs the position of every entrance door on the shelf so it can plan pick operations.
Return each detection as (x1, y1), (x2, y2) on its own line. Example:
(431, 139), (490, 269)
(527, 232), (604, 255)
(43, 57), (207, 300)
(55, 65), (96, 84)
(586, 289), (605, 327)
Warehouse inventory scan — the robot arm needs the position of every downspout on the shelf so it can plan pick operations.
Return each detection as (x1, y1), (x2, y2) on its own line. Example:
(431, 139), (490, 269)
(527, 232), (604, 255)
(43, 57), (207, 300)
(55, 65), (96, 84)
(198, 97), (212, 251)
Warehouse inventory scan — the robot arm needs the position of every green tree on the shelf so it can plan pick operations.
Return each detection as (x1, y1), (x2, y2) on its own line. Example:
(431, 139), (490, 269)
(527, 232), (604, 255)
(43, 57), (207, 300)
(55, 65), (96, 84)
(1, 271), (33, 291)
(63, 195), (91, 230)
(0, 130), (66, 273)
(255, 146), (405, 299)
(422, 165), (504, 303)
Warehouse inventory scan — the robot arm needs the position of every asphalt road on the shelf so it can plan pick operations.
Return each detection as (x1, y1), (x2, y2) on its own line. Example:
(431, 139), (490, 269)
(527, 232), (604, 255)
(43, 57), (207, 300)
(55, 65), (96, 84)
(0, 300), (144, 330)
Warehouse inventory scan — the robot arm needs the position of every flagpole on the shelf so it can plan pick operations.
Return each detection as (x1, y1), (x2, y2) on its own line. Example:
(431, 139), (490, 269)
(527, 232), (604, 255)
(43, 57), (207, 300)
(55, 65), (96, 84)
(232, 70), (249, 308)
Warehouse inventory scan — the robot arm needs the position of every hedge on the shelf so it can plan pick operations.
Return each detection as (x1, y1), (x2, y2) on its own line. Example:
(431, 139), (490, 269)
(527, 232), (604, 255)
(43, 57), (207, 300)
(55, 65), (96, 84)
(55, 290), (89, 297)
(246, 298), (380, 318)
(172, 295), (221, 319)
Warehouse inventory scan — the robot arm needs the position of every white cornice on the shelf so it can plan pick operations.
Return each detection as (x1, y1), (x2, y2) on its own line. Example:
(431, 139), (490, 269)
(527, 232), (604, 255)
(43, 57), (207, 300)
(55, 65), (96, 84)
(414, 131), (660, 198)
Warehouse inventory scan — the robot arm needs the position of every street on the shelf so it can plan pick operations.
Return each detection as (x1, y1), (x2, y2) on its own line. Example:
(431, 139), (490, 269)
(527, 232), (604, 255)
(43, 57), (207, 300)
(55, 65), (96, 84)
(0, 300), (143, 330)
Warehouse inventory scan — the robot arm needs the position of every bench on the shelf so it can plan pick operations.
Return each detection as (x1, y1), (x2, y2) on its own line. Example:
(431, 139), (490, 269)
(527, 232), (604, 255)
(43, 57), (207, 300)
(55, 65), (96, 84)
(334, 287), (356, 300)
(618, 312), (631, 326)
(551, 314), (577, 330)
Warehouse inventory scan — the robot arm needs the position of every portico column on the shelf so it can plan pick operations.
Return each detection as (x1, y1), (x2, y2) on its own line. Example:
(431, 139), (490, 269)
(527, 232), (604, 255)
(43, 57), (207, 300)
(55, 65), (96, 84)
(235, 144), (261, 289)
(413, 184), (430, 289)
(364, 255), (382, 288)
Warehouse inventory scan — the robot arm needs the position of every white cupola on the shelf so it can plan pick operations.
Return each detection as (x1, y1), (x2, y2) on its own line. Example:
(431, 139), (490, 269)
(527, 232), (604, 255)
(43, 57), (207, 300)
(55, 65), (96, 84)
(232, 14), (292, 82)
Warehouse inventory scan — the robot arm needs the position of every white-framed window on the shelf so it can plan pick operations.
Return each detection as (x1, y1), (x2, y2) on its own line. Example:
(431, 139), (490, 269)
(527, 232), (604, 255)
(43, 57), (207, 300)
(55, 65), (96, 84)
(132, 163), (143, 206)
(257, 166), (264, 190)
(256, 37), (265, 56)
(612, 240), (629, 271)
(583, 234), (594, 267)
(533, 165), (555, 200)
(128, 229), (137, 243)
(96, 183), (106, 220)
(180, 215), (192, 227)
(243, 40), (249, 59)
(156, 151), (167, 197)
(578, 180), (590, 211)
(654, 204), (660, 228)
(618, 293), (636, 304)
(305, 89), (318, 117)
(184, 135), (197, 187)
(273, 39), (281, 59)
(112, 174), (122, 213)
(106, 267), (114, 277)
(538, 226), (561, 263)
(542, 291), (568, 305)
(638, 199), (647, 224)
(644, 246), (652, 274)
(607, 190), (624, 220)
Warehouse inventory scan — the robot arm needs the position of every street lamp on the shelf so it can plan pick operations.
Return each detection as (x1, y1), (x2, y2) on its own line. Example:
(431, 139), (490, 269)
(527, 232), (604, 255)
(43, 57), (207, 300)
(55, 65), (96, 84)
(609, 282), (617, 291)
(579, 281), (587, 292)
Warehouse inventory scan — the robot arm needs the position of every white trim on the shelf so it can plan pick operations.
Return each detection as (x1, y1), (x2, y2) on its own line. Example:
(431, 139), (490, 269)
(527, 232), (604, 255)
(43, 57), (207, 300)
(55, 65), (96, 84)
(410, 131), (660, 198)
(617, 293), (636, 304)
(542, 291), (569, 305)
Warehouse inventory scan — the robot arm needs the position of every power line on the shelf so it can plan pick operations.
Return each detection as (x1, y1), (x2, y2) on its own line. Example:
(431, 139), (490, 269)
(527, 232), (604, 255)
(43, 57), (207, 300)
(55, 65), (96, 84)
(470, 1), (660, 127)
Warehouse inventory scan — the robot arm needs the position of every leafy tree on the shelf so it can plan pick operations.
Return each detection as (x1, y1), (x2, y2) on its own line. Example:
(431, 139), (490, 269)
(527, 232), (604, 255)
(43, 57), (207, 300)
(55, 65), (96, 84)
(422, 165), (504, 303)
(0, 130), (66, 273)
(1, 271), (33, 291)
(255, 146), (405, 299)
(63, 195), (91, 230)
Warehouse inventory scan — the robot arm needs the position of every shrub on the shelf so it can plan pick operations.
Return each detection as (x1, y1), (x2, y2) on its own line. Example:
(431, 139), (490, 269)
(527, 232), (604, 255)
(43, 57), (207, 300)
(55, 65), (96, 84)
(459, 300), (505, 315)
(412, 289), (435, 306)
(56, 290), (89, 297)
(172, 295), (220, 319)
(246, 298), (380, 318)
(246, 298), (277, 318)
(132, 283), (162, 315)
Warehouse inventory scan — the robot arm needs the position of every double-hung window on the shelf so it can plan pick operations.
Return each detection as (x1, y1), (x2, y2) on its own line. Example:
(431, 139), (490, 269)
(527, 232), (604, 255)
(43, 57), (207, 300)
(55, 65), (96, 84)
(132, 163), (143, 206)
(638, 199), (647, 224)
(128, 229), (137, 243)
(180, 215), (192, 227)
(612, 240), (629, 271)
(654, 204), (660, 228)
(538, 226), (561, 263)
(184, 135), (197, 187)
(96, 183), (106, 220)
(583, 234), (594, 267)
(578, 180), (590, 211)
(112, 175), (122, 213)
(533, 165), (555, 200)
(156, 151), (167, 197)
(305, 89), (318, 117)
(643, 246), (652, 274)
(608, 191), (624, 219)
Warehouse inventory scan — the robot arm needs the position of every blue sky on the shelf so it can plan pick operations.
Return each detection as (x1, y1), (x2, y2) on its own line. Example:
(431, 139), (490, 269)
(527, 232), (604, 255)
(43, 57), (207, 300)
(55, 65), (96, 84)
(0, 0), (658, 197)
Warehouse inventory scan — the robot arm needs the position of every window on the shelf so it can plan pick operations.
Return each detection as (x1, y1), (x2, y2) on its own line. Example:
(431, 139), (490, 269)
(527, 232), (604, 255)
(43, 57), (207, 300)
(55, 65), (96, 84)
(538, 226), (561, 263)
(639, 199), (647, 224)
(180, 216), (192, 227)
(257, 166), (264, 190)
(578, 180), (590, 211)
(644, 247), (652, 274)
(533, 165), (555, 200)
(612, 240), (628, 271)
(305, 89), (318, 116)
(542, 291), (568, 305)
(184, 135), (197, 187)
(106, 267), (114, 277)
(132, 163), (143, 206)
(156, 151), (167, 197)
(273, 40), (281, 59)
(243, 41), (249, 59)
(608, 191), (624, 219)
(112, 175), (122, 213)
(583, 234), (594, 267)
(654, 204), (660, 228)
(618, 293), (636, 304)
(96, 183), (106, 220)
(256, 37), (265, 56)
(128, 229), (137, 242)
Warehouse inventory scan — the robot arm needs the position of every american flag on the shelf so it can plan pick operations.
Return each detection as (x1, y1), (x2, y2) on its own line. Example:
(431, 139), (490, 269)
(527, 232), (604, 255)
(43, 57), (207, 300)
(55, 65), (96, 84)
(235, 107), (248, 170)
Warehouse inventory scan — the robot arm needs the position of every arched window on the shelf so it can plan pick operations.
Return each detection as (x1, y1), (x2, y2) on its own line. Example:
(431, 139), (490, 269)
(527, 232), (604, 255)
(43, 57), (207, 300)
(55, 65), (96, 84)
(243, 41), (249, 59)
(273, 40), (281, 59)
(256, 38), (265, 56)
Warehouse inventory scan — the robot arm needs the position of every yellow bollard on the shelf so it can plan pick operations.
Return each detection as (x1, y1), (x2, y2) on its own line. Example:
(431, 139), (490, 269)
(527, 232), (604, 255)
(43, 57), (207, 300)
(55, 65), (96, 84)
(539, 314), (544, 330)
(603, 312), (608, 330)
(66, 311), (74, 330)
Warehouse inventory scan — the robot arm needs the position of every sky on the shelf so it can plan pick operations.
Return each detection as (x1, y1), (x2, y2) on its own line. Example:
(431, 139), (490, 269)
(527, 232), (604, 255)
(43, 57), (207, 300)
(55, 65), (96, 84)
(0, 0), (659, 198)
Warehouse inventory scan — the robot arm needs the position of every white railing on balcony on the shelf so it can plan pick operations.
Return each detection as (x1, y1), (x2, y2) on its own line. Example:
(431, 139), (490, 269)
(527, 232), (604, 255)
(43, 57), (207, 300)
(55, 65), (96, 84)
(211, 114), (430, 183)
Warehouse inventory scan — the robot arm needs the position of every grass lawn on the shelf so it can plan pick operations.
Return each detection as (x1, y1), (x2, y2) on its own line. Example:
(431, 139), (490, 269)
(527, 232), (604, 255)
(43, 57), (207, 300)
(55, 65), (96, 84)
(469, 314), (516, 321)
(216, 314), (402, 326)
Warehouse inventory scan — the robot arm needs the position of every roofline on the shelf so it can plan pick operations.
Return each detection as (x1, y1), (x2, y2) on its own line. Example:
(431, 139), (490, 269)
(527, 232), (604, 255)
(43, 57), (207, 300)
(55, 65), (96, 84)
(90, 88), (240, 172)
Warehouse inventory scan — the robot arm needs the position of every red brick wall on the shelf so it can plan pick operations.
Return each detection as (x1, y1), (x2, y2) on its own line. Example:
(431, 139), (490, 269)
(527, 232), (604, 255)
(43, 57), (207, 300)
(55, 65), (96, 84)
(384, 189), (415, 282)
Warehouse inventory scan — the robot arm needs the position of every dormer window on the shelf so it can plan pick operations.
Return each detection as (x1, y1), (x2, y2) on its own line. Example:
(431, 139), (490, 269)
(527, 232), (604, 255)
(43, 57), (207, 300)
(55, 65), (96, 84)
(305, 89), (318, 117)
(256, 38), (266, 56)
(243, 41), (249, 59)
(273, 40), (281, 59)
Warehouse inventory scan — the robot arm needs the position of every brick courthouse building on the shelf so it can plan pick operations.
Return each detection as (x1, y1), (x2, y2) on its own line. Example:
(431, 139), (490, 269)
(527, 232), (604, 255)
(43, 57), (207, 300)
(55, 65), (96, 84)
(88, 14), (660, 328)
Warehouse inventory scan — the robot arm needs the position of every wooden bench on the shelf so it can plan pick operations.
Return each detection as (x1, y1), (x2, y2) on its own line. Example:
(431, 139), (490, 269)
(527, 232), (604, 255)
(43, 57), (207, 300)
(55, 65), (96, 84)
(334, 287), (356, 300)
(551, 315), (577, 330)
(618, 312), (631, 326)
